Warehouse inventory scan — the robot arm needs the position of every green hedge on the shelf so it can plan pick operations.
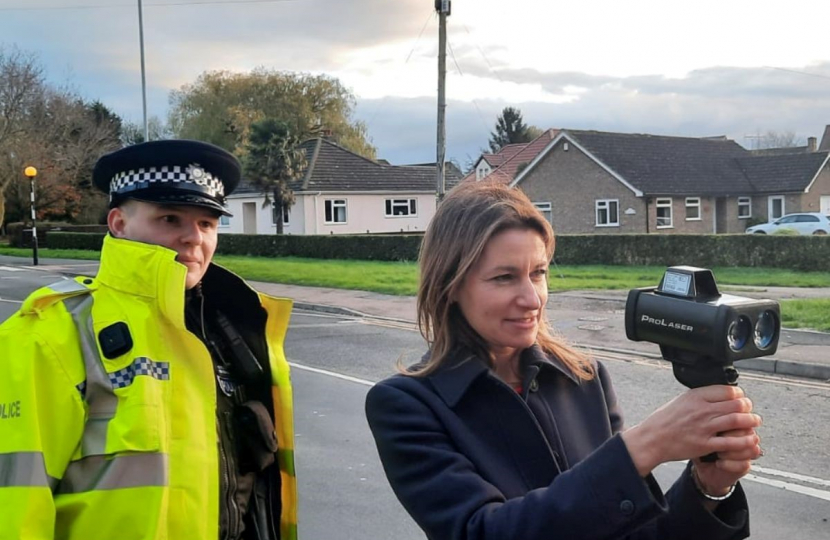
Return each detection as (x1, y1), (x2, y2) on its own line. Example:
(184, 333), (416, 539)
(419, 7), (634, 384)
(46, 232), (425, 261)
(552, 234), (830, 271)
(9, 223), (109, 248)
(46, 232), (830, 271)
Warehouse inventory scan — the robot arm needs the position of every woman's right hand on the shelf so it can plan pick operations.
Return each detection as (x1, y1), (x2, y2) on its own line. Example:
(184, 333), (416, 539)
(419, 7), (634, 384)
(620, 385), (761, 477)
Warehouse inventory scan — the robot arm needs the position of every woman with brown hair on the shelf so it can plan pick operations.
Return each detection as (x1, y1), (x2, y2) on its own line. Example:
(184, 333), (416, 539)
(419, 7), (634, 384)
(365, 181), (761, 540)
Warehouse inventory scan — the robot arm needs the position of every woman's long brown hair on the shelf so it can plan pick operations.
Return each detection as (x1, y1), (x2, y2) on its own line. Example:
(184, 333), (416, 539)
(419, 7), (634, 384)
(407, 180), (594, 380)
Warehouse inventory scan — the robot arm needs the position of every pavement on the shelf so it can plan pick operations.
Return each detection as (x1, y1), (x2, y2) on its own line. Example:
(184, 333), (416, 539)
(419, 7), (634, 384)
(4, 255), (830, 382)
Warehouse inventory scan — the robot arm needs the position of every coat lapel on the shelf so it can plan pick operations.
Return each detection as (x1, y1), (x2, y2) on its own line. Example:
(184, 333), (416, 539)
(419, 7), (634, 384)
(428, 348), (562, 491)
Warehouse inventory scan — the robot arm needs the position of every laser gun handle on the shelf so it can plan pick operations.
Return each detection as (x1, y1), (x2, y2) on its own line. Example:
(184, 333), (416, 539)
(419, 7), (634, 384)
(673, 362), (740, 463)
(671, 362), (739, 390)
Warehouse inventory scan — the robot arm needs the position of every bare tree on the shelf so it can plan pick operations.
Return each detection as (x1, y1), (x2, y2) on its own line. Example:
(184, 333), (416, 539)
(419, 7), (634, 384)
(0, 47), (46, 228)
(750, 130), (804, 150)
(1, 48), (122, 228)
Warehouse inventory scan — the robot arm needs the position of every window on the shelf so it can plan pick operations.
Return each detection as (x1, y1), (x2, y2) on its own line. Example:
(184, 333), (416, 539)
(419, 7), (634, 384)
(595, 199), (619, 227)
(769, 196), (785, 220)
(738, 197), (752, 219)
(797, 215), (819, 223)
(325, 199), (347, 224)
(271, 203), (290, 225)
(685, 198), (701, 221)
(385, 198), (417, 217)
(656, 198), (673, 228)
(219, 215), (230, 227)
(533, 202), (552, 224)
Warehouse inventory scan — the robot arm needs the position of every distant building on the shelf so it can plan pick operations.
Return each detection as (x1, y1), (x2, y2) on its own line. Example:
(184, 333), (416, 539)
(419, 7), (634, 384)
(222, 137), (462, 235)
(504, 128), (830, 234)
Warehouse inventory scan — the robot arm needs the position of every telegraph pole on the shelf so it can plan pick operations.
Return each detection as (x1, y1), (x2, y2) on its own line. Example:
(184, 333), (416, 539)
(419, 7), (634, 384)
(435, 1), (451, 203)
(138, 0), (149, 141)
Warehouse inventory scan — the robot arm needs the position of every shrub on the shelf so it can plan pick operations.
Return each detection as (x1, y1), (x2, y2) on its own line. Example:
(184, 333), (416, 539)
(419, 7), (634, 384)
(771, 228), (799, 236)
(45, 232), (830, 272)
(10, 223), (109, 248)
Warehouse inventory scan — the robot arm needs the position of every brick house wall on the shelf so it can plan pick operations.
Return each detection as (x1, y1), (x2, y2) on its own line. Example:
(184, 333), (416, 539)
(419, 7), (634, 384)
(645, 196), (717, 234)
(517, 140), (645, 234)
(801, 164), (830, 214)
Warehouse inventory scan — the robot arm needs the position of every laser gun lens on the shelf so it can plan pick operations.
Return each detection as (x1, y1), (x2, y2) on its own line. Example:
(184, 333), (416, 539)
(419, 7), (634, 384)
(755, 310), (778, 350)
(727, 316), (751, 352)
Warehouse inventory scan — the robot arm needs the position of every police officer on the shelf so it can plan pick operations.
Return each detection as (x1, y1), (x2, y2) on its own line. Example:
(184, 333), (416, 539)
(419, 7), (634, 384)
(0, 140), (297, 540)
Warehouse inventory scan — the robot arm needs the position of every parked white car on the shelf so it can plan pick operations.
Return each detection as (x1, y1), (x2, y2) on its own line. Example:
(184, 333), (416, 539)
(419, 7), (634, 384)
(746, 213), (830, 235)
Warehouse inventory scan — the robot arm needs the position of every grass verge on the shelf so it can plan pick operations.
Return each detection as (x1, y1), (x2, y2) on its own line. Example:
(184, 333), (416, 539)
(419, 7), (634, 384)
(780, 299), (830, 332)
(0, 247), (827, 330)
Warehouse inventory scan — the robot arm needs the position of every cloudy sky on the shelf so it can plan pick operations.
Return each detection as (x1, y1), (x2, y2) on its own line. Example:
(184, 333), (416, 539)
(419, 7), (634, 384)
(2, 0), (830, 166)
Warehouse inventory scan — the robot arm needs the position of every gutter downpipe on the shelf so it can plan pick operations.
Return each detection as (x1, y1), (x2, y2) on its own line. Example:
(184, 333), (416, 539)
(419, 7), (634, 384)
(313, 192), (322, 234)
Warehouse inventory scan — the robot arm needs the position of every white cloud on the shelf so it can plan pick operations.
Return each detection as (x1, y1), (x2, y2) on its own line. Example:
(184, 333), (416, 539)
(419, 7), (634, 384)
(2, 0), (830, 164)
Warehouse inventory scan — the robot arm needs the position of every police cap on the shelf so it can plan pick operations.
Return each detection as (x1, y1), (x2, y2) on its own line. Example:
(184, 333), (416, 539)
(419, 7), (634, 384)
(93, 139), (240, 217)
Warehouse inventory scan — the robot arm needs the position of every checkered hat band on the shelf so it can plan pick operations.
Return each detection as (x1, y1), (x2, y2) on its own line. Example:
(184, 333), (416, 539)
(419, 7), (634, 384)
(109, 165), (225, 200)
(109, 357), (171, 390)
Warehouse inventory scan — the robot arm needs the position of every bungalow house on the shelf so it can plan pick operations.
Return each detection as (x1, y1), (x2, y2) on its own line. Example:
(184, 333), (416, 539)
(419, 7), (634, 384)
(221, 137), (462, 235)
(465, 129), (559, 183)
(507, 128), (830, 234)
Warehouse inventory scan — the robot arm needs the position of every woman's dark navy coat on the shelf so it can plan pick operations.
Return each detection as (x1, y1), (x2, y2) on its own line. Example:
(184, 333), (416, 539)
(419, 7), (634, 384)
(365, 346), (750, 540)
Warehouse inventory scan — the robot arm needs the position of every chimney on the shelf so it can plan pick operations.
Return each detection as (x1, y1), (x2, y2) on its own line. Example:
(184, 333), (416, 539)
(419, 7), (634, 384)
(808, 137), (817, 152)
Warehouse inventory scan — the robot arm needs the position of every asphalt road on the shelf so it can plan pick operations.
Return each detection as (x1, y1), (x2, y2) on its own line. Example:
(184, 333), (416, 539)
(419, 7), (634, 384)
(286, 312), (830, 540)
(2, 266), (829, 539)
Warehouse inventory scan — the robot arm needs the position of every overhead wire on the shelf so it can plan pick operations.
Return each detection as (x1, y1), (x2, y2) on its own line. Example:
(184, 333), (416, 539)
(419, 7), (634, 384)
(447, 35), (492, 135)
(0, 0), (303, 12)
(364, 9), (435, 132)
(764, 66), (830, 81)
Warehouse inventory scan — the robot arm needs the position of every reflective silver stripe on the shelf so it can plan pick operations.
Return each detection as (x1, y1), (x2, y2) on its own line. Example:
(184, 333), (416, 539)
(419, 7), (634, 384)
(56, 453), (168, 495)
(62, 294), (118, 457)
(48, 279), (90, 295)
(0, 451), (58, 489)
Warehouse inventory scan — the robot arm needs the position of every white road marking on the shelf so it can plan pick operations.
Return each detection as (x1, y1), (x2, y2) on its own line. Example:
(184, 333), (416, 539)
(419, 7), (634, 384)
(751, 465), (830, 488)
(289, 321), (362, 329)
(592, 350), (830, 392)
(0, 298), (22, 304)
(0, 266), (27, 272)
(744, 473), (830, 502)
(289, 359), (830, 503)
(289, 361), (374, 387)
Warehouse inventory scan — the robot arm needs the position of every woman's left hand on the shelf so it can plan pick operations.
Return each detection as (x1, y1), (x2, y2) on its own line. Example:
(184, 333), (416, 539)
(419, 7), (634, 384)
(693, 427), (762, 496)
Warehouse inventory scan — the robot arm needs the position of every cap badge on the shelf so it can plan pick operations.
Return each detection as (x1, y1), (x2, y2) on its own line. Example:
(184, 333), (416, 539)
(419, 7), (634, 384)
(188, 164), (206, 184)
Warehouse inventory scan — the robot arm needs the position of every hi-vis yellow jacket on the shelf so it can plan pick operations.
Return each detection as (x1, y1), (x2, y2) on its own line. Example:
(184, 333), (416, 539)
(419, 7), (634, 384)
(0, 236), (297, 540)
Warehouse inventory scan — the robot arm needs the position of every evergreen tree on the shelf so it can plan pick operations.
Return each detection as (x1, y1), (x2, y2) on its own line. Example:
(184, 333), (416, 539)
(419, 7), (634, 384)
(243, 119), (307, 234)
(488, 107), (533, 153)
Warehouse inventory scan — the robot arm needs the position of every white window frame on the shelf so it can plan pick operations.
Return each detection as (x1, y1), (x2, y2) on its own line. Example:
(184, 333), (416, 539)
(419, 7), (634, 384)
(271, 203), (289, 226)
(595, 199), (620, 227)
(768, 196), (785, 221)
(219, 215), (230, 227)
(385, 198), (418, 218)
(685, 197), (701, 221)
(737, 197), (752, 219)
(656, 198), (673, 229)
(324, 199), (348, 224)
(533, 202), (552, 224)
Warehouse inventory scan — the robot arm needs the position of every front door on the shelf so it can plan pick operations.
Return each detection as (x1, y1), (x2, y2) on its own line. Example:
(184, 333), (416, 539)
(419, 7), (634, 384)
(768, 196), (785, 221)
(821, 196), (830, 216)
(243, 202), (257, 234)
(715, 197), (727, 233)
